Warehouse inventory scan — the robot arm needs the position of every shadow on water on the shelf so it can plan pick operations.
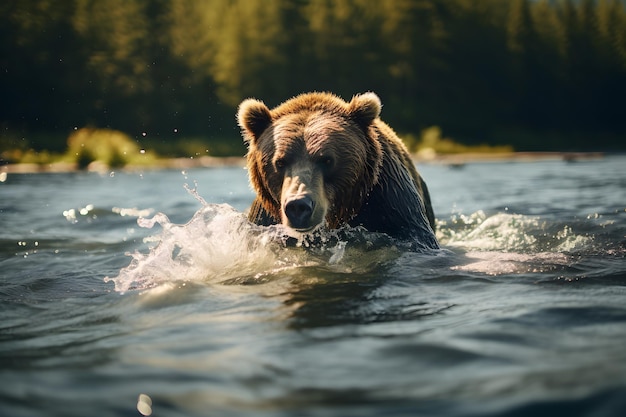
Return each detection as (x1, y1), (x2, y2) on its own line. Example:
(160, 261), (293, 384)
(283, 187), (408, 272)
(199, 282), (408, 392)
(279, 268), (388, 329)
(274, 250), (462, 331)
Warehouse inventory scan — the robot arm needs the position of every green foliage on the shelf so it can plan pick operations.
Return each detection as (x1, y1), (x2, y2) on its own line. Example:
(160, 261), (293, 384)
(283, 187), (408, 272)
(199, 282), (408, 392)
(406, 126), (514, 156)
(72, 0), (152, 95)
(143, 136), (246, 158)
(1, 0), (626, 153)
(65, 128), (157, 168)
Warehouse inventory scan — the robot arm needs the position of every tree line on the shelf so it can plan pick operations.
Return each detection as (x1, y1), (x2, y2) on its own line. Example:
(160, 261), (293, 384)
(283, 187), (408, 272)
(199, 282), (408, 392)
(1, 0), (625, 155)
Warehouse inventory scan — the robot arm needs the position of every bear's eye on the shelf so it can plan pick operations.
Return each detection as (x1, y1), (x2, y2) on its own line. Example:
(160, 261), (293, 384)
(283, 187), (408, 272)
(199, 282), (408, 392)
(318, 156), (335, 170)
(274, 158), (287, 171)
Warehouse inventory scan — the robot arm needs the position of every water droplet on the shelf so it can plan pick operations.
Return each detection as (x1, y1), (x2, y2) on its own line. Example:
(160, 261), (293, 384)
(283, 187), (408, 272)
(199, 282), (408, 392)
(137, 394), (153, 416)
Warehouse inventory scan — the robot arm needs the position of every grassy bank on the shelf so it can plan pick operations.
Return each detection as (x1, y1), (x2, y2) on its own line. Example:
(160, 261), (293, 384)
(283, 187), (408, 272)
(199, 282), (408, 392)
(0, 125), (611, 174)
(0, 127), (246, 169)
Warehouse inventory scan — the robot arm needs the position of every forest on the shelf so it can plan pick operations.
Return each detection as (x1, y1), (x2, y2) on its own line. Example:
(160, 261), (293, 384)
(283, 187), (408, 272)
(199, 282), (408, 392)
(1, 0), (626, 160)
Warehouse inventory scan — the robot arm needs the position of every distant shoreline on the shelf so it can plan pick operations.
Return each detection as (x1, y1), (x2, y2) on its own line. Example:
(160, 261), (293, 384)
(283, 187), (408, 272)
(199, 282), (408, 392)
(415, 151), (606, 166)
(0, 152), (606, 175)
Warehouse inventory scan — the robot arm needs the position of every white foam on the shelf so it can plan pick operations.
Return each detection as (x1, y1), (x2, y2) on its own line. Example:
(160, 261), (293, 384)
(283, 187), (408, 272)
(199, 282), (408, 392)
(437, 211), (593, 254)
(437, 210), (595, 276)
(105, 204), (303, 292)
(103, 202), (381, 293)
(553, 225), (593, 252)
(439, 212), (541, 252)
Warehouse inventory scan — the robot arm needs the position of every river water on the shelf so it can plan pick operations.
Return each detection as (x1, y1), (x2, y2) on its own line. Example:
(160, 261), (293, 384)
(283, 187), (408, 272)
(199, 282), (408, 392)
(1, 155), (625, 417)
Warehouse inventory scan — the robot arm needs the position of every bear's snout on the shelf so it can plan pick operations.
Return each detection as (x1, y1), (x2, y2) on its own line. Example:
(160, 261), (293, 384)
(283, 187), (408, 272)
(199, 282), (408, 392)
(284, 195), (315, 231)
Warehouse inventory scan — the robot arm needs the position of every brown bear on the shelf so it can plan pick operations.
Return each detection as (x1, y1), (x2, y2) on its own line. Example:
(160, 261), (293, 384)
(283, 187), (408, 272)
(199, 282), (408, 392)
(237, 92), (439, 250)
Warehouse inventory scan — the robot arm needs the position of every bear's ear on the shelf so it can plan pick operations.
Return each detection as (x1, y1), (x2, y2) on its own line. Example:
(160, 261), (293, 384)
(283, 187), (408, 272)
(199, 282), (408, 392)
(237, 98), (272, 142)
(347, 92), (382, 126)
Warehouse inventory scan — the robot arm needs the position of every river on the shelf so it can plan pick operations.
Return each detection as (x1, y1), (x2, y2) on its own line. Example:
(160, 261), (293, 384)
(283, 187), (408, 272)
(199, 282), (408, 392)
(1, 155), (625, 417)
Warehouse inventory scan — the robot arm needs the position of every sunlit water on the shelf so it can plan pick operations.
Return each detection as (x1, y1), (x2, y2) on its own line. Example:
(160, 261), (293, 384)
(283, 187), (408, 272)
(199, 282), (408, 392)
(1, 156), (625, 417)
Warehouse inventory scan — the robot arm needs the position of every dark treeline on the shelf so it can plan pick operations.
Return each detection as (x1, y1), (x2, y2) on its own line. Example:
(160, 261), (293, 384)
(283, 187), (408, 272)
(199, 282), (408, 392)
(1, 0), (626, 154)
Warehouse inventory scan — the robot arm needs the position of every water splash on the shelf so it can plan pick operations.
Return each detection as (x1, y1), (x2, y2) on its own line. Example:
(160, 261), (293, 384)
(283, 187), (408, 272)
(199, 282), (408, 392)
(436, 210), (601, 277)
(437, 210), (593, 253)
(105, 204), (607, 292)
(105, 204), (292, 292)
(104, 202), (399, 293)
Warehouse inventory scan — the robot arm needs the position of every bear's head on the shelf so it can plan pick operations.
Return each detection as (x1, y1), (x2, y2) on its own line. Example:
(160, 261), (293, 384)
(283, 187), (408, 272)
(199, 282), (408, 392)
(238, 92), (384, 232)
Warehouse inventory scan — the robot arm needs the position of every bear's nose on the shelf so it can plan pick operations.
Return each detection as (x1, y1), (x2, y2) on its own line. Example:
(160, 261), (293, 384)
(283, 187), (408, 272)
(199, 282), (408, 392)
(284, 195), (315, 230)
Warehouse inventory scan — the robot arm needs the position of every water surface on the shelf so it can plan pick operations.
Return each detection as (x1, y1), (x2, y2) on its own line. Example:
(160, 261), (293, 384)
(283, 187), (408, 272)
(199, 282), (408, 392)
(1, 156), (625, 416)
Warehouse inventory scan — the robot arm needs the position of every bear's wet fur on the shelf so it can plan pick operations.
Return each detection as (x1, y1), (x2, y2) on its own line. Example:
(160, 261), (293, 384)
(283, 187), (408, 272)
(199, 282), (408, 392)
(237, 92), (439, 250)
